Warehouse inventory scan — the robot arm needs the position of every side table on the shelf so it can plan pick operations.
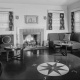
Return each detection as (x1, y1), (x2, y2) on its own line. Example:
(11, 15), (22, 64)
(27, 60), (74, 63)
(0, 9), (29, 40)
(54, 41), (73, 56)
(60, 42), (73, 56)
(4, 47), (24, 61)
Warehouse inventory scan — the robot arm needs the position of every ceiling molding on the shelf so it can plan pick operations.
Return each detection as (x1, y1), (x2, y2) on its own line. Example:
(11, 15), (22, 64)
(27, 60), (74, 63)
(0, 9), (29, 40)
(0, 0), (79, 6)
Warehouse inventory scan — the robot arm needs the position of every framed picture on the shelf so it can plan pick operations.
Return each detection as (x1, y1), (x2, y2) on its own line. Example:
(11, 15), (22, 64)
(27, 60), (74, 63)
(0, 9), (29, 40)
(25, 15), (38, 24)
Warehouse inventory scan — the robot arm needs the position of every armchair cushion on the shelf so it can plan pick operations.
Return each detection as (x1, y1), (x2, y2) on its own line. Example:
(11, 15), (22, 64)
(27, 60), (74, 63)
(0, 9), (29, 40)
(70, 41), (80, 49)
(63, 33), (71, 41)
(70, 33), (80, 42)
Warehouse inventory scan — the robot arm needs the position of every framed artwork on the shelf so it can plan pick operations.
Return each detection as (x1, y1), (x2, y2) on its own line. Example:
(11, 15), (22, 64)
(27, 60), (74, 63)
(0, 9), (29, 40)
(25, 15), (38, 24)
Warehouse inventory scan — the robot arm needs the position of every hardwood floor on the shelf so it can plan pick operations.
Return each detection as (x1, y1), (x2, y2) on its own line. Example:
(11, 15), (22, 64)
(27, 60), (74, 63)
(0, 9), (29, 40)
(0, 49), (80, 80)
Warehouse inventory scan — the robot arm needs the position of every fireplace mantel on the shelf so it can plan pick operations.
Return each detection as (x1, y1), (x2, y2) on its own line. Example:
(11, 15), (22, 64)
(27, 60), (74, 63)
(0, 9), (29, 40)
(19, 29), (44, 46)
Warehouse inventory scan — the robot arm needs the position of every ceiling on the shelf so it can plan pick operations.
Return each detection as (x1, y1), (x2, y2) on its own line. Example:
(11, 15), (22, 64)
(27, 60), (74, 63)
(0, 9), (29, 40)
(0, 0), (79, 6)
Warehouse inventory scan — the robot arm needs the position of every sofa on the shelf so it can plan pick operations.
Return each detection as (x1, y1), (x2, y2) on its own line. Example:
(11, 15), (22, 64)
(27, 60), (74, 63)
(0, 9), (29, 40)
(48, 33), (80, 50)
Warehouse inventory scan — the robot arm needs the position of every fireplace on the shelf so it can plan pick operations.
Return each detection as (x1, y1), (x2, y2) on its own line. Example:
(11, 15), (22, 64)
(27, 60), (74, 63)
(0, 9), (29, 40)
(23, 34), (41, 47)
(19, 29), (44, 48)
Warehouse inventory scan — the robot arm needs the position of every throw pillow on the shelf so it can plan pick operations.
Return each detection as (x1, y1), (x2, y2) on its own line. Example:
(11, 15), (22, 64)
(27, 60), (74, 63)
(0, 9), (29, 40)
(63, 33), (71, 41)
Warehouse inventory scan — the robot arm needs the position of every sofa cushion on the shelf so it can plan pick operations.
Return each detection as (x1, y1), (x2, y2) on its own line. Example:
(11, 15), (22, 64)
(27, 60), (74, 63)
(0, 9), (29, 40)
(48, 33), (59, 41)
(58, 33), (65, 41)
(63, 33), (71, 41)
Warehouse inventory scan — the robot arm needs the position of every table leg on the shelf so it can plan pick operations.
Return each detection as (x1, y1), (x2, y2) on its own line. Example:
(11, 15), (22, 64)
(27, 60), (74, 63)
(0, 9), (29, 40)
(21, 49), (24, 60)
(60, 45), (67, 56)
(71, 47), (73, 54)
(7, 51), (9, 61)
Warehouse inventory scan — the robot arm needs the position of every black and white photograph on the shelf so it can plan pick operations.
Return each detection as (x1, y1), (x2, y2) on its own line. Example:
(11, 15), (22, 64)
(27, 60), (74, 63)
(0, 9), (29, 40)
(0, 0), (80, 80)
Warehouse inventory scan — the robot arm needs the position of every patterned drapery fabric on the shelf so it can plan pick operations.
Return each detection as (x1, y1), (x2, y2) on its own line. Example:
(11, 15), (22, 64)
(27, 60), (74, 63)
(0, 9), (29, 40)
(48, 13), (52, 30)
(9, 12), (13, 31)
(60, 13), (64, 30)
(71, 12), (74, 33)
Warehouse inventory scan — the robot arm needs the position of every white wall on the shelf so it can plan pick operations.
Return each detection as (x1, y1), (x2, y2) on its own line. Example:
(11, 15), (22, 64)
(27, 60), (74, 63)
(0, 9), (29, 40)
(67, 1), (80, 32)
(0, 3), (68, 46)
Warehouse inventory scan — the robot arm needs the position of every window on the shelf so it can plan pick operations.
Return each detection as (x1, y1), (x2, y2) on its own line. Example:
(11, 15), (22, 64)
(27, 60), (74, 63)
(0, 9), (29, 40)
(47, 11), (64, 30)
(52, 12), (60, 29)
(74, 11), (80, 32)
(0, 11), (13, 31)
(0, 12), (9, 29)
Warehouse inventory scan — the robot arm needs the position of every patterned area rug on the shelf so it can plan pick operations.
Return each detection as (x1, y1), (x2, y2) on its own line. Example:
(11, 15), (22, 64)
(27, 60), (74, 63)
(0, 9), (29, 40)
(37, 62), (69, 76)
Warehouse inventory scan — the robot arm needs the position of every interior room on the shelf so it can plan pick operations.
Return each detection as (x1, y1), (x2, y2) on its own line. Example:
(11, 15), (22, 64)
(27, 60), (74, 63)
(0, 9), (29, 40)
(0, 0), (80, 80)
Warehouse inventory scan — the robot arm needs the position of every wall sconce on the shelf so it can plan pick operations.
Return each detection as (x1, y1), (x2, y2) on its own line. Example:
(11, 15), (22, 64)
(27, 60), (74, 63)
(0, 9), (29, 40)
(43, 16), (47, 20)
(15, 16), (19, 19)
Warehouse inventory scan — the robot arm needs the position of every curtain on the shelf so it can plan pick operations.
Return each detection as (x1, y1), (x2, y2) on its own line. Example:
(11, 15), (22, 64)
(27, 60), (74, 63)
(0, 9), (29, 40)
(60, 13), (64, 30)
(48, 13), (52, 30)
(9, 11), (13, 31)
(71, 12), (74, 33)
